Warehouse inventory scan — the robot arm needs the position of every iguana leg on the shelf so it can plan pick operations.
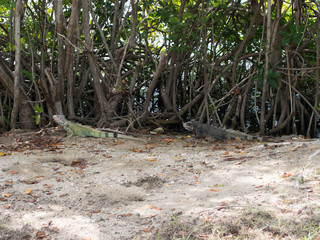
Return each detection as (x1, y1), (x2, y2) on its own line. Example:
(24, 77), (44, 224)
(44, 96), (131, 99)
(64, 126), (74, 137)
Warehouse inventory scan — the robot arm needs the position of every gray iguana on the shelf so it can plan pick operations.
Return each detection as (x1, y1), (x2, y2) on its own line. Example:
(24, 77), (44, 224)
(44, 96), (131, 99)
(183, 120), (264, 141)
(53, 115), (141, 141)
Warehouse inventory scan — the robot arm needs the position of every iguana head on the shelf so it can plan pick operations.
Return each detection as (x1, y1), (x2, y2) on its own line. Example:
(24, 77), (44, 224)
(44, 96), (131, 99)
(53, 115), (67, 126)
(183, 120), (196, 132)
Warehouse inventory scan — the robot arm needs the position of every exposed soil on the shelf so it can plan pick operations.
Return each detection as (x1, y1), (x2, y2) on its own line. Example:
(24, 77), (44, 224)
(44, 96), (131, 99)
(0, 129), (320, 239)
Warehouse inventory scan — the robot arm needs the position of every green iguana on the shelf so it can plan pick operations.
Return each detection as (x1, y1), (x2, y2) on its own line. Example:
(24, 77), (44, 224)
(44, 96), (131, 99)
(53, 115), (140, 141)
(183, 120), (264, 141)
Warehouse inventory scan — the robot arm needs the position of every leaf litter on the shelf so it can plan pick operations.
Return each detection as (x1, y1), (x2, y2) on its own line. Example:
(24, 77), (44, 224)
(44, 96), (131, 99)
(0, 132), (320, 239)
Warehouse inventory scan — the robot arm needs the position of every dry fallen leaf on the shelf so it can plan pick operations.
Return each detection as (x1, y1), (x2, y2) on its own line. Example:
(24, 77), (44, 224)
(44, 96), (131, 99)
(209, 189), (219, 192)
(146, 158), (157, 162)
(35, 231), (47, 239)
(90, 210), (102, 214)
(130, 148), (143, 153)
(151, 206), (163, 210)
(289, 146), (299, 151)
(198, 234), (210, 239)
(281, 209), (292, 213)
(281, 172), (292, 178)
(147, 143), (157, 146)
(217, 202), (228, 210)
(2, 193), (11, 198)
(25, 189), (33, 195)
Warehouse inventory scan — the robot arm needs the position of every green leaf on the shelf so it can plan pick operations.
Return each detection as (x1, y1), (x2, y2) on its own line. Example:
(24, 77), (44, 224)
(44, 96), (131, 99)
(34, 103), (40, 113)
(293, 34), (301, 46)
(34, 103), (43, 114)
(31, 114), (41, 125)
(253, 66), (279, 89)
(281, 36), (291, 46)
(279, 30), (289, 37)
(23, 69), (33, 81)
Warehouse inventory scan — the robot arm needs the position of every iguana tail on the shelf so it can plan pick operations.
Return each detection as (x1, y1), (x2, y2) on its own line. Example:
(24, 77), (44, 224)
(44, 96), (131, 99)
(103, 131), (141, 141)
(225, 130), (264, 141)
(80, 128), (141, 141)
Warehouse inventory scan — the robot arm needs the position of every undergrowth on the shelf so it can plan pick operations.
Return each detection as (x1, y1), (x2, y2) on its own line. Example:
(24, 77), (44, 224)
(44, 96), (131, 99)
(154, 208), (320, 240)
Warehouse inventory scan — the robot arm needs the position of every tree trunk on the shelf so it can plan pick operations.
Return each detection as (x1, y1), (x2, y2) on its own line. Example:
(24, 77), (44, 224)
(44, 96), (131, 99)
(82, 0), (108, 124)
(65, 0), (79, 117)
(143, 52), (167, 119)
(314, 18), (320, 137)
(10, 0), (23, 129)
(0, 61), (14, 96)
(55, 0), (65, 115)
(259, 0), (272, 135)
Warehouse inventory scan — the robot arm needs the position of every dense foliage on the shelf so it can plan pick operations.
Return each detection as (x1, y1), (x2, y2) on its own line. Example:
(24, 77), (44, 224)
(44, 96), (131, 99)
(0, 0), (319, 137)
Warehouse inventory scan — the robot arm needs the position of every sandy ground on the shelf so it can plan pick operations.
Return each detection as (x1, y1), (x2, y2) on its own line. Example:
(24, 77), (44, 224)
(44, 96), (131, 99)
(0, 129), (320, 239)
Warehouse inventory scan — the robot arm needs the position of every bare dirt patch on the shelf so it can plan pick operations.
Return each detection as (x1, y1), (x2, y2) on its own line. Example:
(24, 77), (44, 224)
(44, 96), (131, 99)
(0, 130), (320, 239)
